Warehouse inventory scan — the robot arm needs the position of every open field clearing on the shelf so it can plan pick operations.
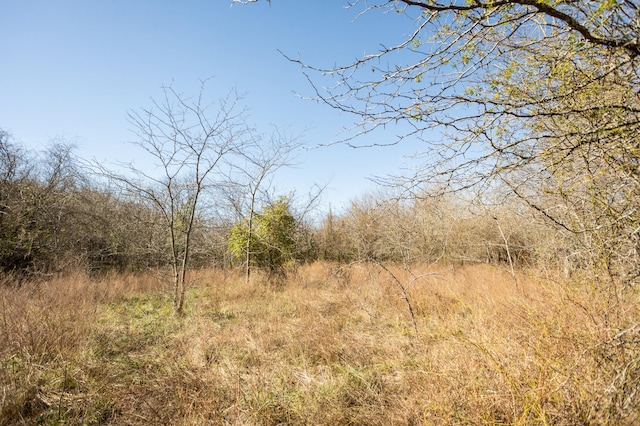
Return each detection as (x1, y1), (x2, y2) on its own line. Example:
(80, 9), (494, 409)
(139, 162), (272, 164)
(1, 262), (639, 425)
(3, 2), (640, 425)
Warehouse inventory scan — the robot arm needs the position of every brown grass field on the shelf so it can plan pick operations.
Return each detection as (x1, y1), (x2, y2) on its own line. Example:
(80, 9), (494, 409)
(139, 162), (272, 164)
(1, 262), (638, 425)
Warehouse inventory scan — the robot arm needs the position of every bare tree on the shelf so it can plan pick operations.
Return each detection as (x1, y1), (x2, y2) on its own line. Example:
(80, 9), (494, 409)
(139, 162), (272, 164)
(240, 0), (640, 283)
(225, 128), (303, 283)
(94, 81), (251, 314)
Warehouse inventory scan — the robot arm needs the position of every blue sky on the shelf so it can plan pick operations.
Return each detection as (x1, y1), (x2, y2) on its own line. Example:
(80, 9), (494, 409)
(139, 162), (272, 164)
(1, 1), (421, 211)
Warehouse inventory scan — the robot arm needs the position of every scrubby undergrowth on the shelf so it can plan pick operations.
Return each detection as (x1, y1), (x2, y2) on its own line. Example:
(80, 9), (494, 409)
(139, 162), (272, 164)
(1, 263), (638, 425)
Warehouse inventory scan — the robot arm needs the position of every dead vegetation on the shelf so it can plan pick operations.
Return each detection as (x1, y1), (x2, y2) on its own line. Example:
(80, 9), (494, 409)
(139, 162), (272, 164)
(1, 262), (638, 425)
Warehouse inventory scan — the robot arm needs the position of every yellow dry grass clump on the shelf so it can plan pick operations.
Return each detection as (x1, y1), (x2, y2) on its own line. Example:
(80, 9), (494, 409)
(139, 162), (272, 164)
(0, 262), (638, 425)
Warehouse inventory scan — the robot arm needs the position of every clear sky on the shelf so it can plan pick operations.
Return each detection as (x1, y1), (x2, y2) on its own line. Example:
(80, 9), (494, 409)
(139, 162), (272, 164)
(1, 0), (421, 212)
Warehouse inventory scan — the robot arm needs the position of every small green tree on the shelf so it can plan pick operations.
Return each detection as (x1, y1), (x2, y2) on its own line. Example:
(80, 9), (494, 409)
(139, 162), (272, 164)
(229, 197), (296, 279)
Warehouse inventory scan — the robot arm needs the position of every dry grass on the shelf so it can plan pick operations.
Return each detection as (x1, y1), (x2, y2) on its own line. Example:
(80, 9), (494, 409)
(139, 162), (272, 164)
(1, 262), (638, 425)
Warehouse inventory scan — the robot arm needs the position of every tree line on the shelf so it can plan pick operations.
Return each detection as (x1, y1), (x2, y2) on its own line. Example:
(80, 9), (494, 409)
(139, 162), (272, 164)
(0, 124), (587, 283)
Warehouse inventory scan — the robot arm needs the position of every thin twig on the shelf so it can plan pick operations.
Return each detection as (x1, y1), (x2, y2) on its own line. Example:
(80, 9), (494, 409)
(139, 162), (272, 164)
(369, 258), (419, 335)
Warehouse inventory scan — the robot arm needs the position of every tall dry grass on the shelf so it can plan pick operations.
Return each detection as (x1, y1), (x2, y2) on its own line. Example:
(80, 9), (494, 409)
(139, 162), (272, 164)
(1, 262), (638, 424)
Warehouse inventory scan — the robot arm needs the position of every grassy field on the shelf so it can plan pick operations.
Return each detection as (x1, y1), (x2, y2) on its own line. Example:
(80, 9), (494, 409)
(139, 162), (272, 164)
(1, 262), (638, 425)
